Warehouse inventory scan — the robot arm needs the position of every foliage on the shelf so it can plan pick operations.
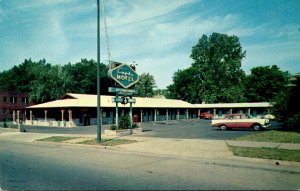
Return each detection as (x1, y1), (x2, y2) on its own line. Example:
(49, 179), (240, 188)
(273, 73), (300, 131)
(244, 65), (290, 102)
(167, 32), (246, 103)
(78, 138), (137, 146)
(0, 58), (111, 103)
(132, 123), (138, 129)
(230, 147), (300, 162)
(119, 116), (131, 129)
(36, 136), (78, 142)
(234, 130), (300, 143)
(30, 64), (74, 103)
(135, 73), (157, 97)
(111, 125), (117, 130)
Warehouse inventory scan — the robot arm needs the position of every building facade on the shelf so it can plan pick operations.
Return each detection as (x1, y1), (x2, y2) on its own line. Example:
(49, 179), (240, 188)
(0, 91), (32, 122)
(18, 93), (273, 127)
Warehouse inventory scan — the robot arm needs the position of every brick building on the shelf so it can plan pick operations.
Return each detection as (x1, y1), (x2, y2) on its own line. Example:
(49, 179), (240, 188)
(0, 91), (32, 122)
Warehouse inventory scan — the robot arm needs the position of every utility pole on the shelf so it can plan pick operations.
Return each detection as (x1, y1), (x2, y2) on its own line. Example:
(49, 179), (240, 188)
(97, 0), (101, 143)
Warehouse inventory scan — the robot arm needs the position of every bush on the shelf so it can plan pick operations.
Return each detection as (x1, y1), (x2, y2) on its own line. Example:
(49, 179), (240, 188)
(119, 116), (131, 129)
(111, 125), (117, 130)
(132, 123), (138, 129)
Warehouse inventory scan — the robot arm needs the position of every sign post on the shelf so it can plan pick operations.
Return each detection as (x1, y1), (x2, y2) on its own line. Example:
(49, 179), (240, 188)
(108, 63), (139, 129)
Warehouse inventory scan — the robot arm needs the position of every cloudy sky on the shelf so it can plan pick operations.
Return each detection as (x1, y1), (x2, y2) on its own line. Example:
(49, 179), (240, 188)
(1, 0), (300, 88)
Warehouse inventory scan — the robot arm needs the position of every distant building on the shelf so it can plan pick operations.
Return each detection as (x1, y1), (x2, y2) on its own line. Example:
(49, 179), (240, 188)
(0, 91), (32, 122)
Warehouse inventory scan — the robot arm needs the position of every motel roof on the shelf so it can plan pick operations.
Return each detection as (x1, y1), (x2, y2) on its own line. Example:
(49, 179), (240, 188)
(27, 93), (272, 109)
(27, 93), (195, 109)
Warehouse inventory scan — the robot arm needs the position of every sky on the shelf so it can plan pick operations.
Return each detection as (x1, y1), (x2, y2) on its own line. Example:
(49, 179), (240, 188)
(1, 0), (300, 89)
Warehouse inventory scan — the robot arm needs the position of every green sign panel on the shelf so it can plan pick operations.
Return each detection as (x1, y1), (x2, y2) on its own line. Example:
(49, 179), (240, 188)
(108, 64), (139, 89)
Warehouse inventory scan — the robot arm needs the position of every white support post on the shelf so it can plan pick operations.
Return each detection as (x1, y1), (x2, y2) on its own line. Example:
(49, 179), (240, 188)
(17, 110), (20, 124)
(166, 109), (168, 121)
(186, 109), (189, 119)
(30, 110), (33, 124)
(61, 110), (65, 127)
(13, 110), (16, 123)
(68, 109), (73, 127)
(44, 110), (48, 122)
(154, 109), (157, 122)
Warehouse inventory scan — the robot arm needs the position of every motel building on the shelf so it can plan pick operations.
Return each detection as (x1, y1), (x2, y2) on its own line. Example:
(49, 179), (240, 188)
(9, 93), (274, 127)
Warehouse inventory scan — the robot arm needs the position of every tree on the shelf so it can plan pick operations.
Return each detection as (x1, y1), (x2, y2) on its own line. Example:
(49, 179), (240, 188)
(244, 65), (290, 102)
(168, 32), (246, 103)
(63, 59), (110, 95)
(29, 64), (74, 103)
(0, 59), (49, 93)
(167, 67), (200, 103)
(135, 73), (156, 97)
(273, 73), (300, 131)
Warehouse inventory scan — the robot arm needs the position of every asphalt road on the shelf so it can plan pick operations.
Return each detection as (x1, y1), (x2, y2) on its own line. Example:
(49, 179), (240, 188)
(22, 119), (281, 140)
(1, 139), (299, 190)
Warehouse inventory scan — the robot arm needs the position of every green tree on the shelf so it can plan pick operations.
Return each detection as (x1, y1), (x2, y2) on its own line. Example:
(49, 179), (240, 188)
(244, 65), (290, 102)
(273, 73), (300, 131)
(63, 59), (110, 95)
(135, 73), (156, 97)
(29, 64), (74, 103)
(167, 67), (200, 103)
(0, 59), (48, 93)
(168, 32), (246, 103)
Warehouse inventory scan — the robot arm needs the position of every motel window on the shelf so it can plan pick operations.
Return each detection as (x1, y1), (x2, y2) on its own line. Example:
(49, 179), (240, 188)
(2, 97), (7, 103)
(22, 97), (28, 103)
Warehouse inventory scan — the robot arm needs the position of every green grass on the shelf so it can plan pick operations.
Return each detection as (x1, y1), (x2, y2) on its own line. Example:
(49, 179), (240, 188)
(231, 130), (300, 162)
(234, 130), (300, 143)
(78, 138), (137, 146)
(36, 136), (79, 142)
(230, 146), (300, 162)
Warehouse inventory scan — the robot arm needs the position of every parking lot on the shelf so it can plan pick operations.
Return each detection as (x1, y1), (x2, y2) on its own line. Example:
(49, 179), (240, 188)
(23, 118), (281, 140)
(136, 119), (262, 140)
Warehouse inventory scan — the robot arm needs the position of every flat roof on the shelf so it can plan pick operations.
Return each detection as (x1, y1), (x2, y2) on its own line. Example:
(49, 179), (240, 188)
(27, 93), (272, 109)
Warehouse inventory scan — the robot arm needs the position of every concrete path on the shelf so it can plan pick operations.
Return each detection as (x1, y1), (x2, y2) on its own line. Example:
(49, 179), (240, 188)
(116, 136), (234, 159)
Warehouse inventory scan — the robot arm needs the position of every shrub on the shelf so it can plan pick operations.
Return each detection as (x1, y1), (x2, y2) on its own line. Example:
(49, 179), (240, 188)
(132, 123), (138, 129)
(111, 125), (117, 130)
(119, 116), (131, 129)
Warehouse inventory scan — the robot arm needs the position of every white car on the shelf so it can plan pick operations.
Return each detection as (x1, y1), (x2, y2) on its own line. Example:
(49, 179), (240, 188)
(211, 114), (271, 131)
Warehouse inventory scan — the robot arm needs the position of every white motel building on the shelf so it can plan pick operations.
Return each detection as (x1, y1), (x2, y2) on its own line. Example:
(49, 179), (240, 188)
(11, 93), (274, 127)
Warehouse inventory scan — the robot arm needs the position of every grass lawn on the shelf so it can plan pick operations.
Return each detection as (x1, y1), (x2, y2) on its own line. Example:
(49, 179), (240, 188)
(234, 130), (300, 143)
(230, 147), (300, 162)
(78, 138), (137, 146)
(231, 130), (300, 162)
(36, 136), (79, 142)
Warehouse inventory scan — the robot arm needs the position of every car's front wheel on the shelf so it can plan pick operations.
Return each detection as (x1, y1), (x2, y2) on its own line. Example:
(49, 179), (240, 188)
(253, 124), (262, 131)
(220, 125), (227, 130)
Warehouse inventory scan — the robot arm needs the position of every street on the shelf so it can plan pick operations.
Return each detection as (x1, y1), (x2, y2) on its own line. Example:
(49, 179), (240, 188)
(1, 136), (300, 190)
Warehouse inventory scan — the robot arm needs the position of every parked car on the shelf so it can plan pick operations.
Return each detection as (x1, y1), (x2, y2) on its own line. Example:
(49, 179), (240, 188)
(264, 114), (275, 120)
(211, 114), (271, 131)
(199, 112), (213, 119)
